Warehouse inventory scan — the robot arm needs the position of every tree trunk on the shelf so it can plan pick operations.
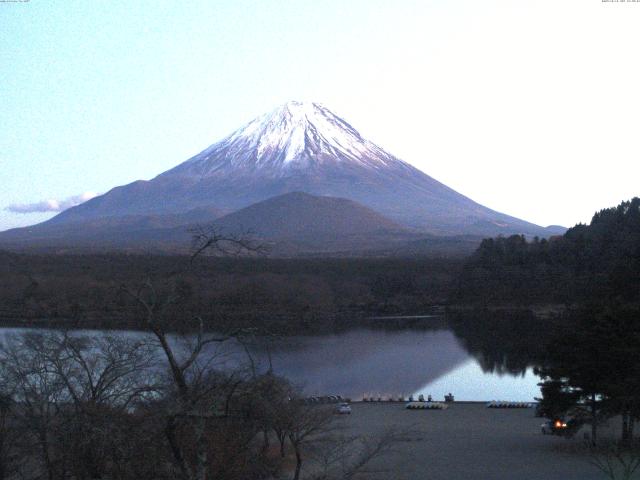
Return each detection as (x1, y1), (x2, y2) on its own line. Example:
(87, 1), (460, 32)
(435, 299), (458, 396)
(0, 432), (5, 480)
(165, 416), (191, 480)
(39, 425), (54, 480)
(153, 330), (189, 397)
(622, 411), (630, 443)
(193, 417), (208, 480)
(590, 393), (597, 447)
(290, 436), (302, 480)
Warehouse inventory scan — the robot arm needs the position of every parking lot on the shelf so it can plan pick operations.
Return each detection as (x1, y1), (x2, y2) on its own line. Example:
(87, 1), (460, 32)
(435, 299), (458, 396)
(331, 402), (614, 480)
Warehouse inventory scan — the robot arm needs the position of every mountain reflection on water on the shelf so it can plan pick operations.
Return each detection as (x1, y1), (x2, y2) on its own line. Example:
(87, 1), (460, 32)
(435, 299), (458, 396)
(242, 329), (471, 400)
(0, 313), (544, 401)
(223, 320), (542, 401)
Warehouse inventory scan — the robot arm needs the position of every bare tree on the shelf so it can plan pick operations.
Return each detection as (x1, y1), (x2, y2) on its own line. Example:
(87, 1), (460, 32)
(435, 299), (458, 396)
(43, 332), (158, 480)
(285, 404), (335, 480)
(42, 332), (157, 409)
(0, 393), (20, 480)
(589, 441), (640, 480)
(308, 428), (412, 480)
(189, 225), (266, 262)
(0, 331), (163, 480)
(0, 333), (67, 480)
(120, 228), (266, 480)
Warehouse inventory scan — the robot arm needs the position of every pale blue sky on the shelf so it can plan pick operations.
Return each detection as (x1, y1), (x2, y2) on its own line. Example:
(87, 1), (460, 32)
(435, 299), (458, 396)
(2, 0), (639, 231)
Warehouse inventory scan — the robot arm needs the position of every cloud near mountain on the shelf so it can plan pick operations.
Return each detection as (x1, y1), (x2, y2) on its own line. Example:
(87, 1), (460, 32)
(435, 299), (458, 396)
(6, 192), (98, 214)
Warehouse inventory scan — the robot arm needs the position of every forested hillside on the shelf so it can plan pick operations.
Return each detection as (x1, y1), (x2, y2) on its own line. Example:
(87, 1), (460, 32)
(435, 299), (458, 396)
(0, 253), (460, 332)
(455, 198), (640, 305)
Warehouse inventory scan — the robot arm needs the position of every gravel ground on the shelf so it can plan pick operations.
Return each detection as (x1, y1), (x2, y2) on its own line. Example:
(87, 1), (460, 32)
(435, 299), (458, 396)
(328, 402), (614, 480)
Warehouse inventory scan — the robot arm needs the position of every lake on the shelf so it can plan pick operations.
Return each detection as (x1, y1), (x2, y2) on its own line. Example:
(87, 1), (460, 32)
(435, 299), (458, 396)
(0, 324), (541, 402)
(235, 328), (540, 402)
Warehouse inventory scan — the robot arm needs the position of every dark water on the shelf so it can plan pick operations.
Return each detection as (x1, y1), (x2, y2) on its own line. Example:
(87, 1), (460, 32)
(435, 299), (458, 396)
(0, 323), (541, 402)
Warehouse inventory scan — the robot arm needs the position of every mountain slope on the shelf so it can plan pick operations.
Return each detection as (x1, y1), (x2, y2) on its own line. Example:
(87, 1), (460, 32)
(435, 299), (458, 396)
(0, 193), (435, 256)
(207, 192), (424, 255)
(41, 101), (557, 237)
(0, 207), (223, 251)
(213, 192), (406, 239)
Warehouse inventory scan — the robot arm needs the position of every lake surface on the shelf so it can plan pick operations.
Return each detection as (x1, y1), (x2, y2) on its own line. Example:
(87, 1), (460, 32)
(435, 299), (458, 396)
(237, 328), (540, 402)
(0, 326), (540, 402)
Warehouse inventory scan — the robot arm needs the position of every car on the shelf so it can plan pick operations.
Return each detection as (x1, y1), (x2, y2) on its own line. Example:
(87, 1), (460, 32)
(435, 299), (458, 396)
(541, 419), (568, 435)
(336, 403), (352, 414)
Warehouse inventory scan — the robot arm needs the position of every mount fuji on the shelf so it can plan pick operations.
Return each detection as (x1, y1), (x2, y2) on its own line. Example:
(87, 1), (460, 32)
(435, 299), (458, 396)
(1, 101), (563, 253)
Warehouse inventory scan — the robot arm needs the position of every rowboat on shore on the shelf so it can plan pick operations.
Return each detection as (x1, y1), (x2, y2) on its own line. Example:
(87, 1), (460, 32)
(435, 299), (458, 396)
(406, 401), (448, 410)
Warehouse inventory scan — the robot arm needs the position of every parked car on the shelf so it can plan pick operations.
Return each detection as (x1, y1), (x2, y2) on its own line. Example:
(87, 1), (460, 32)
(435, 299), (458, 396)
(335, 403), (352, 414)
(541, 419), (568, 435)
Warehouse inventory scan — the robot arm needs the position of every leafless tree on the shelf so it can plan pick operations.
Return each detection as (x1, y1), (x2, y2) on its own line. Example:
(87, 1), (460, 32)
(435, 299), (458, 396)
(308, 427), (412, 480)
(120, 228), (268, 480)
(43, 332), (158, 409)
(189, 225), (266, 261)
(284, 404), (335, 480)
(0, 393), (20, 480)
(589, 441), (640, 480)
(43, 332), (158, 480)
(0, 331), (163, 480)
(0, 333), (67, 480)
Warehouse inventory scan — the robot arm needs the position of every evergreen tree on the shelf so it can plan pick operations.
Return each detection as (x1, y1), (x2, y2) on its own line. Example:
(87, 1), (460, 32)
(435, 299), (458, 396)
(536, 305), (640, 444)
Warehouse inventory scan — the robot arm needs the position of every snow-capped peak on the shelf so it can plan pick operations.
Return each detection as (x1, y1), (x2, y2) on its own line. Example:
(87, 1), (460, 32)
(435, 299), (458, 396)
(170, 101), (409, 178)
(236, 101), (362, 163)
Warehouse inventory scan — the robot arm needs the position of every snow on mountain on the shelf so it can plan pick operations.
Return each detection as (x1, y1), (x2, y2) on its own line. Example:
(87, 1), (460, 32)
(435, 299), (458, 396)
(165, 101), (406, 178)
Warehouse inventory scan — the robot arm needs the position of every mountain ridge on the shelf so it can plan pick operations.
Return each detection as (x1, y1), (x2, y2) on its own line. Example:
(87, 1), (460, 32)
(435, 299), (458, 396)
(1, 192), (480, 256)
(1, 101), (565, 253)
